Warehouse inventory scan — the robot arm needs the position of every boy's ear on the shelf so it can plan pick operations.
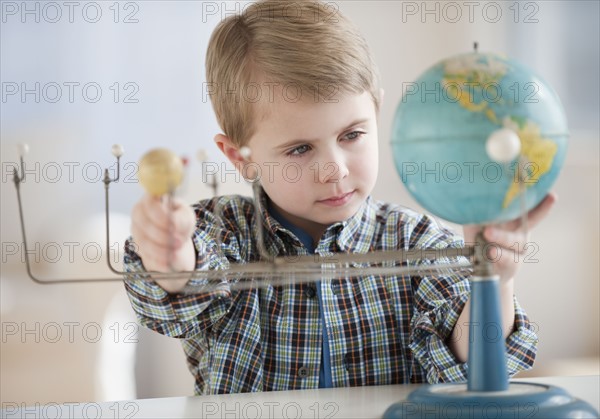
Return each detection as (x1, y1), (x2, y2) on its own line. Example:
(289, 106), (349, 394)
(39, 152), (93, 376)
(214, 134), (245, 170)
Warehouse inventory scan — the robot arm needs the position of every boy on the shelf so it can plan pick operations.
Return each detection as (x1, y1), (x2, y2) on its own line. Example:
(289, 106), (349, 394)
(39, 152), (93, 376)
(125, 0), (555, 394)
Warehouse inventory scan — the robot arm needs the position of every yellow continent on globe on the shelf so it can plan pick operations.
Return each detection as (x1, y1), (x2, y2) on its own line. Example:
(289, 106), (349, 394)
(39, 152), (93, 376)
(501, 116), (558, 208)
(442, 54), (508, 125)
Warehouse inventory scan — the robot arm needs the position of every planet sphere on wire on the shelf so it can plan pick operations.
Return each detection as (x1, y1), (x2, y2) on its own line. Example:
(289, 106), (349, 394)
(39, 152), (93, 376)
(137, 148), (184, 196)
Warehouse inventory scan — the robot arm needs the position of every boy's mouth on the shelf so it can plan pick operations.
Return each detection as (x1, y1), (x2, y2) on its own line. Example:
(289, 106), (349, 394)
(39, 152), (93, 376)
(317, 190), (355, 206)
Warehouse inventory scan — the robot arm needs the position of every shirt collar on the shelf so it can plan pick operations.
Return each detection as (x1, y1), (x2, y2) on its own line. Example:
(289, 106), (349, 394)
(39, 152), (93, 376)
(267, 199), (316, 253)
(256, 187), (305, 250)
(256, 187), (377, 254)
(325, 196), (377, 254)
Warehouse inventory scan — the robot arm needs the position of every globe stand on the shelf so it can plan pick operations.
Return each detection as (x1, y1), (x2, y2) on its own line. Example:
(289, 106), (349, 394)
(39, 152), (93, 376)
(383, 232), (598, 418)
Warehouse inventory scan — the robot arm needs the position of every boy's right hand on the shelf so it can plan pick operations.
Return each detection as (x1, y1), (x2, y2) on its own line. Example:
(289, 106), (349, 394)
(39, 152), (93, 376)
(131, 194), (197, 292)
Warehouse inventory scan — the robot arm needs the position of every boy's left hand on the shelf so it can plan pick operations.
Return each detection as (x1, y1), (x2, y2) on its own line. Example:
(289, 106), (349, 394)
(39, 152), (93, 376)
(462, 192), (558, 282)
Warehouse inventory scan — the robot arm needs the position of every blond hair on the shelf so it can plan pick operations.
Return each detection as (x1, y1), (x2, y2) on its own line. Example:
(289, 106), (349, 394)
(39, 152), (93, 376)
(205, 0), (380, 147)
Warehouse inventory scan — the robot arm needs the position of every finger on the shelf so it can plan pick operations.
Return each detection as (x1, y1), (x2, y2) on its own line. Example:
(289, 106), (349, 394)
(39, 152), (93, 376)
(495, 218), (521, 232)
(166, 196), (189, 211)
(131, 206), (178, 250)
(140, 194), (172, 231)
(484, 241), (502, 261)
(140, 209), (195, 251)
(132, 218), (180, 251)
(495, 192), (558, 232)
(151, 200), (190, 247)
(162, 196), (196, 236)
(462, 225), (482, 242)
(133, 200), (169, 238)
(131, 226), (177, 270)
(525, 192), (557, 229)
(139, 246), (170, 272)
(483, 226), (529, 251)
(171, 205), (197, 237)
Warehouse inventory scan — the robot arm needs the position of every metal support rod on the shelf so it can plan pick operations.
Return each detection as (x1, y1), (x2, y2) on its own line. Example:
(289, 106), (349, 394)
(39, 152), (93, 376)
(518, 156), (529, 235)
(467, 230), (509, 392)
(251, 180), (274, 263)
(104, 168), (126, 275)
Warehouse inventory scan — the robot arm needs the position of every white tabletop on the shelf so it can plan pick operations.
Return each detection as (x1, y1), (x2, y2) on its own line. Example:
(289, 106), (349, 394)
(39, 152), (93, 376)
(2, 375), (598, 418)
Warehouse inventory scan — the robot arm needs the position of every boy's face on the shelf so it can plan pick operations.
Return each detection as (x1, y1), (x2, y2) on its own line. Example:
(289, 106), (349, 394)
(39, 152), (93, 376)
(245, 90), (379, 238)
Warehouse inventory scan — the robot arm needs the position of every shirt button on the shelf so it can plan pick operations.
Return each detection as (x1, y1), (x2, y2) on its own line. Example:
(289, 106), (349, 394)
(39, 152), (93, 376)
(297, 366), (309, 377)
(344, 353), (352, 370)
(331, 283), (340, 295)
(304, 285), (316, 298)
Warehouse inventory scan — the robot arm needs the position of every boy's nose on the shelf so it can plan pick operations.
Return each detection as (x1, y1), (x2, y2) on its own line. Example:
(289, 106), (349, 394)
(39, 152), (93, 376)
(316, 156), (349, 184)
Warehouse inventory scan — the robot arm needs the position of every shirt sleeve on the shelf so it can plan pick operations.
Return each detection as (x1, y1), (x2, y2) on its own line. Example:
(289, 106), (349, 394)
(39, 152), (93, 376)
(406, 214), (538, 384)
(122, 197), (245, 340)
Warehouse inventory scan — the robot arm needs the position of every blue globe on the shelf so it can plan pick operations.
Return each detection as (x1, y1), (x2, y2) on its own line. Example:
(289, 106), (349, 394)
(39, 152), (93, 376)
(391, 51), (568, 225)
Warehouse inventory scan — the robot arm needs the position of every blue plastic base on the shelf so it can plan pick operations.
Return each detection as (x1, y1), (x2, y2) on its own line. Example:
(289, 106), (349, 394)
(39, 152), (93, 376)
(383, 381), (599, 418)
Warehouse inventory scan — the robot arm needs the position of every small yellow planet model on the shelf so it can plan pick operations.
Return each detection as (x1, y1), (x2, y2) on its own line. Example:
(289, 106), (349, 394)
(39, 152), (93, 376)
(137, 149), (184, 196)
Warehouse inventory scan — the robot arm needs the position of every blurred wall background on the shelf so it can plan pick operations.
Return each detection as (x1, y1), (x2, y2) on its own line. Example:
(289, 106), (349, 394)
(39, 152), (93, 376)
(1, 0), (598, 405)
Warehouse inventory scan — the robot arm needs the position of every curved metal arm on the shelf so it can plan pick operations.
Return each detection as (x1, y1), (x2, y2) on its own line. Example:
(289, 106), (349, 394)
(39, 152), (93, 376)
(13, 145), (476, 290)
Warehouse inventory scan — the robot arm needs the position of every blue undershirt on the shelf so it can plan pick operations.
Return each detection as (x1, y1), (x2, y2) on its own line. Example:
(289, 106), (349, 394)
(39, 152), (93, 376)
(268, 205), (333, 388)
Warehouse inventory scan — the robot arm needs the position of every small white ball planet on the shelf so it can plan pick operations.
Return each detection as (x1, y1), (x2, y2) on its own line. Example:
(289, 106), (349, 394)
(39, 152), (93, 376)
(111, 144), (124, 158)
(485, 128), (521, 164)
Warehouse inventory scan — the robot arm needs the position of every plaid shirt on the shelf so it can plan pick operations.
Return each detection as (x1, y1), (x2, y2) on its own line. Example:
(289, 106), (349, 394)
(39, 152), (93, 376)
(123, 192), (538, 395)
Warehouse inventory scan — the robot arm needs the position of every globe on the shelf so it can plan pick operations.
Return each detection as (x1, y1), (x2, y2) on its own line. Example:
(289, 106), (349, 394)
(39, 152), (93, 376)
(391, 51), (568, 225)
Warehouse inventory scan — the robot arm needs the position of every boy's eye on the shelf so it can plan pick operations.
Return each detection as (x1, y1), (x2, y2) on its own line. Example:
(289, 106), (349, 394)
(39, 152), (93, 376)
(344, 131), (365, 141)
(287, 144), (311, 156)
